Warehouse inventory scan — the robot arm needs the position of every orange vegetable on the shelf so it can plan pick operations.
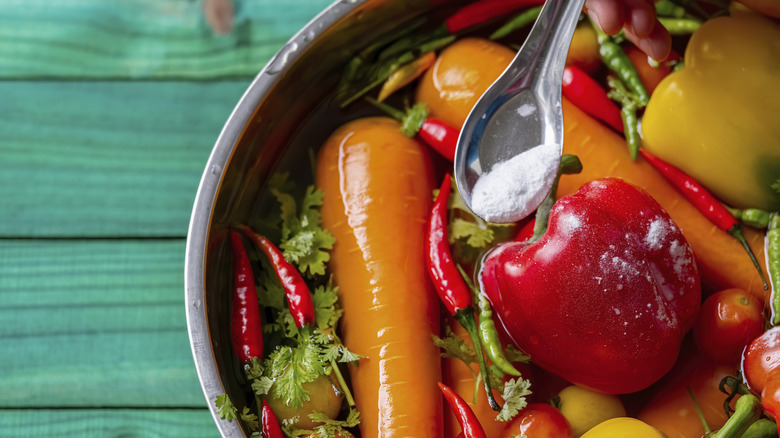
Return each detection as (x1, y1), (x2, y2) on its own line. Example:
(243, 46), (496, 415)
(557, 98), (768, 300)
(566, 23), (601, 74)
(415, 38), (515, 129)
(316, 117), (443, 437)
(637, 351), (738, 438)
(442, 317), (505, 438)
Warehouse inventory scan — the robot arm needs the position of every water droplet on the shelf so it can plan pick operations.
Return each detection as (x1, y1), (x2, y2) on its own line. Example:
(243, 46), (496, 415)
(266, 42), (299, 75)
(192, 299), (202, 309)
(210, 164), (221, 175)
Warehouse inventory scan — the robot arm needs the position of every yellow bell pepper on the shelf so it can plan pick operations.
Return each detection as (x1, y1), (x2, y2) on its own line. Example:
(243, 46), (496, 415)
(641, 11), (780, 211)
(581, 417), (666, 438)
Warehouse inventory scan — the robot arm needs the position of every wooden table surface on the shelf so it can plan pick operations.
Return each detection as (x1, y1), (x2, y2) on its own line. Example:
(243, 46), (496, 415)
(0, 0), (329, 435)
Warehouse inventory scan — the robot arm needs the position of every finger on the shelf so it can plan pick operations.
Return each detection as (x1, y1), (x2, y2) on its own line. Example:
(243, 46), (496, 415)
(622, 0), (657, 38)
(624, 19), (672, 62)
(585, 0), (626, 35)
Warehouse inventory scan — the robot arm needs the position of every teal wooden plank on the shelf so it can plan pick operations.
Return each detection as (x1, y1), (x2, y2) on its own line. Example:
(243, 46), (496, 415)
(0, 239), (207, 408)
(0, 0), (332, 80)
(0, 409), (218, 437)
(0, 80), (248, 238)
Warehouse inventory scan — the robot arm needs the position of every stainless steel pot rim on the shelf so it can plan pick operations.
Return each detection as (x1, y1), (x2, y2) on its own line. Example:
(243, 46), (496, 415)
(184, 1), (369, 435)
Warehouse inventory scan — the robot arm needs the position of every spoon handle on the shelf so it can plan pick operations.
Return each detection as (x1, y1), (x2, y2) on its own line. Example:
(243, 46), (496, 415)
(507, 0), (586, 96)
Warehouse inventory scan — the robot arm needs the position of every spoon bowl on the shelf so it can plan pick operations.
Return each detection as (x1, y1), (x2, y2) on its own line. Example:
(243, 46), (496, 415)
(454, 0), (587, 223)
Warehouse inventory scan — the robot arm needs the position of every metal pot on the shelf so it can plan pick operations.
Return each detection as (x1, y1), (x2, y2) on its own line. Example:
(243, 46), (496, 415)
(184, 0), (439, 435)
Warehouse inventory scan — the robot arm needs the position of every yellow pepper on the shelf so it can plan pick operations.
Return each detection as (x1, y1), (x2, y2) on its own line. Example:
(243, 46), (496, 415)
(641, 11), (780, 211)
(581, 418), (666, 438)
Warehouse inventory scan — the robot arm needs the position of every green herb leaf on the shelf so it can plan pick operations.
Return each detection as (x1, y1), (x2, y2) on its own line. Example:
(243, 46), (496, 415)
(312, 284), (343, 330)
(215, 393), (238, 422)
(240, 407), (260, 431)
(772, 178), (780, 195)
(497, 377), (533, 422)
(450, 218), (495, 248)
(308, 408), (360, 438)
(244, 357), (265, 380)
(266, 342), (326, 408)
(251, 376), (274, 396)
(433, 327), (477, 365)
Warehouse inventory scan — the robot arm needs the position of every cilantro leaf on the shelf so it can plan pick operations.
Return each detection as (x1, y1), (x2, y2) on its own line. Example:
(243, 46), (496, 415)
(215, 393), (238, 422)
(266, 342), (326, 408)
(244, 356), (265, 380)
(307, 408), (360, 438)
(432, 328), (477, 368)
(240, 407), (260, 431)
(504, 344), (531, 364)
(251, 376), (274, 396)
(772, 178), (780, 195)
(450, 218), (495, 248)
(497, 377), (532, 422)
(312, 284), (343, 330)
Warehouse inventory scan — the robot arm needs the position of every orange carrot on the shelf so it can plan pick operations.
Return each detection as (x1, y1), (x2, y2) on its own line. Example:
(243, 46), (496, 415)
(316, 117), (443, 437)
(442, 316), (505, 438)
(558, 99), (768, 301)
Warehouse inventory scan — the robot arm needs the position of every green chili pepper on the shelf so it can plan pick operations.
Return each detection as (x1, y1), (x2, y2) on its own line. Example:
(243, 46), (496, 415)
(456, 265), (521, 378)
(742, 418), (778, 438)
(655, 0), (686, 18)
(769, 213), (780, 326)
(476, 290), (521, 376)
(606, 76), (641, 161)
(489, 6), (543, 40)
(591, 21), (650, 106)
(659, 17), (702, 35)
(725, 205), (772, 229)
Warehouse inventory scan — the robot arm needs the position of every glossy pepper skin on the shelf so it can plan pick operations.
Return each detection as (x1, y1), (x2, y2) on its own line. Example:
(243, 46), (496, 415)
(481, 178), (701, 394)
(641, 11), (780, 211)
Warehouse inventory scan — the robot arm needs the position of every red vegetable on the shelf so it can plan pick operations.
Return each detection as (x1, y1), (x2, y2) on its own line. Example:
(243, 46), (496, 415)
(439, 382), (488, 438)
(639, 149), (768, 290)
(238, 225), (315, 328)
(426, 174), (472, 315)
(500, 403), (573, 438)
(562, 65), (624, 133)
(425, 174), (505, 410)
(481, 178), (701, 394)
(418, 118), (460, 161)
(261, 400), (285, 438)
(693, 288), (764, 364)
(444, 0), (544, 34)
(230, 230), (263, 364)
(743, 326), (780, 433)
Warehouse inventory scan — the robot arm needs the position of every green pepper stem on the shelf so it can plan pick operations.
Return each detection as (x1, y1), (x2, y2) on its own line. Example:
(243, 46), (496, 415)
(728, 225), (769, 290)
(768, 213), (780, 326)
(455, 307), (502, 411)
(529, 154), (583, 243)
(710, 394), (763, 438)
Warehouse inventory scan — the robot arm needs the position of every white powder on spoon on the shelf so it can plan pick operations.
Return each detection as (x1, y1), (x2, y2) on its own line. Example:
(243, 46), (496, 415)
(470, 143), (560, 223)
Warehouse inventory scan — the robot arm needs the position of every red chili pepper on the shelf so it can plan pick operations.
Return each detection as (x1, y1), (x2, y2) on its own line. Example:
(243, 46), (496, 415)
(230, 230), (263, 364)
(562, 65), (624, 133)
(639, 149), (768, 289)
(238, 225), (316, 328)
(444, 0), (545, 34)
(418, 118), (459, 162)
(438, 382), (488, 438)
(426, 174), (472, 314)
(261, 400), (285, 438)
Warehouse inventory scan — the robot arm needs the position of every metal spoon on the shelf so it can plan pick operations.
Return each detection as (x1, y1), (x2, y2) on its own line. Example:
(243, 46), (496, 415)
(453, 0), (586, 223)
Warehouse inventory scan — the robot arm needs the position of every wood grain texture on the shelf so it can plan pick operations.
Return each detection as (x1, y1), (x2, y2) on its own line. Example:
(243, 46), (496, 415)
(0, 409), (219, 437)
(0, 0), (331, 80)
(0, 80), (248, 238)
(0, 239), (205, 407)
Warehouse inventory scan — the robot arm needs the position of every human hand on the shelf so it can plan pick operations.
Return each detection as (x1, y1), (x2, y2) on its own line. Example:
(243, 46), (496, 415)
(585, 0), (672, 61)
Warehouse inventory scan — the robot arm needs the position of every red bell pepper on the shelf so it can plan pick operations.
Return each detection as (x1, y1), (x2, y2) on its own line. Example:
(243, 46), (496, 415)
(481, 178), (701, 394)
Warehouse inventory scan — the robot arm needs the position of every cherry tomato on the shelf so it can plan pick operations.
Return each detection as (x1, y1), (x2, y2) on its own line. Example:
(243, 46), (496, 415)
(623, 45), (678, 95)
(693, 288), (765, 364)
(743, 326), (780, 394)
(500, 403), (573, 438)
